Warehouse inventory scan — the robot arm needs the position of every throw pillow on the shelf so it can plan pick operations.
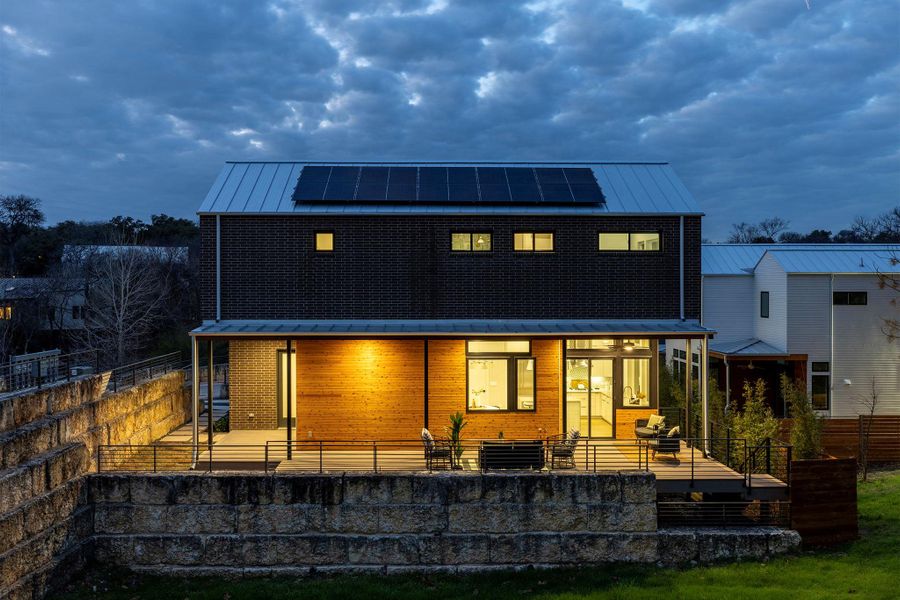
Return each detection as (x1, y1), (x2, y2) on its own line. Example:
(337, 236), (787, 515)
(646, 414), (665, 429)
(667, 426), (680, 438)
(421, 428), (434, 448)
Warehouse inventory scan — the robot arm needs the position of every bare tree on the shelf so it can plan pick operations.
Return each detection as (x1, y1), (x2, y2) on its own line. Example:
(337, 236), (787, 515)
(857, 379), (880, 482)
(876, 249), (900, 342)
(758, 217), (790, 240)
(73, 236), (173, 366)
(728, 222), (760, 243)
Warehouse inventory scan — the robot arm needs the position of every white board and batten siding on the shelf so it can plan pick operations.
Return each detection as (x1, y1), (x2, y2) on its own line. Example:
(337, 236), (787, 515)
(753, 254), (788, 352)
(830, 275), (900, 417)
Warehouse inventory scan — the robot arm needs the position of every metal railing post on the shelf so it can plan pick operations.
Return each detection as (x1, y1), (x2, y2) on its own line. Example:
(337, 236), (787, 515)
(766, 438), (772, 474)
(208, 443), (213, 472)
(265, 444), (269, 475)
(153, 446), (158, 473)
(690, 440), (695, 486)
(373, 441), (378, 472)
(97, 447), (102, 473)
(319, 441), (323, 473)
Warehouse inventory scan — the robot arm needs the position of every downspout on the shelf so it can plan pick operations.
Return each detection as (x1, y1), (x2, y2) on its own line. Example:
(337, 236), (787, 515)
(215, 215), (221, 322)
(830, 274), (834, 416)
(679, 216), (685, 321)
(724, 356), (731, 415)
(700, 335), (709, 453)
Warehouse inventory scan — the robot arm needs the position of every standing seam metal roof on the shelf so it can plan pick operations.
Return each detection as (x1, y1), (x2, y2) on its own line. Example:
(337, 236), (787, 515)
(703, 244), (900, 275)
(197, 162), (703, 215)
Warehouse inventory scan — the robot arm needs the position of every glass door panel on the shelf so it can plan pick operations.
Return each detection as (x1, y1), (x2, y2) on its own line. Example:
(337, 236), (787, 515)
(589, 359), (613, 438)
(565, 359), (589, 435)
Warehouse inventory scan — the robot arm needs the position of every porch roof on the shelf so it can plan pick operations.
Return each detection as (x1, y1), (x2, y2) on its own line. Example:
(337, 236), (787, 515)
(709, 338), (788, 357)
(190, 319), (713, 338)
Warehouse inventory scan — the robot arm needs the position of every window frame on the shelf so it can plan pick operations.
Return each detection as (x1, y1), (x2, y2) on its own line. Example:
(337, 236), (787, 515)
(314, 231), (334, 252)
(811, 373), (830, 411)
(598, 231), (663, 252)
(465, 340), (536, 413)
(450, 231), (493, 253)
(513, 231), (555, 253)
(833, 291), (867, 306)
(760, 291), (770, 319)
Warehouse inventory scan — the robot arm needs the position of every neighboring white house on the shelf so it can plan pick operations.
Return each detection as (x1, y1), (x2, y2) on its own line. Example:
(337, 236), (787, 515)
(668, 244), (900, 418)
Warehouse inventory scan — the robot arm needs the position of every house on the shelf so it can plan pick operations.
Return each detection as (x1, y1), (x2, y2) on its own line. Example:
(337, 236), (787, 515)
(667, 244), (900, 419)
(0, 277), (87, 332)
(188, 162), (714, 449)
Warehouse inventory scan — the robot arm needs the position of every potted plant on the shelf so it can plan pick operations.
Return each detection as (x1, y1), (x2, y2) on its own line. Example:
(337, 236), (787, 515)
(445, 411), (468, 469)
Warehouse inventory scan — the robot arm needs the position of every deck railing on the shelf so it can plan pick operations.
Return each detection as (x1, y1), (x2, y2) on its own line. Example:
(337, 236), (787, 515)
(657, 500), (791, 527)
(0, 349), (98, 396)
(107, 351), (183, 392)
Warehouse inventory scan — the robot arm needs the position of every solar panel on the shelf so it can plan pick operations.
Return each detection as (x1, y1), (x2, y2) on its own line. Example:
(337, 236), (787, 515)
(505, 168), (542, 203)
(448, 167), (478, 203)
(418, 167), (448, 203)
(386, 167), (417, 202)
(294, 165), (604, 205)
(475, 167), (510, 203)
(355, 167), (389, 202)
(292, 166), (330, 202)
(535, 168), (572, 203)
(322, 166), (360, 201)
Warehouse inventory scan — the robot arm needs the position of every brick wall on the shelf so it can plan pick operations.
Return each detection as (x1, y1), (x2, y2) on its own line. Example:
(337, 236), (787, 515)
(200, 215), (702, 321)
(229, 340), (283, 430)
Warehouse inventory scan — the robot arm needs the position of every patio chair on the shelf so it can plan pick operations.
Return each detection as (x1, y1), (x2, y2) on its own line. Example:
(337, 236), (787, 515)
(634, 414), (666, 439)
(648, 426), (681, 460)
(421, 428), (453, 470)
(547, 429), (580, 469)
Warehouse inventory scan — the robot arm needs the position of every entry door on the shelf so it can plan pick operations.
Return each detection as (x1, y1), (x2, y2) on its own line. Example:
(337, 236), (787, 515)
(276, 350), (296, 428)
(565, 358), (614, 438)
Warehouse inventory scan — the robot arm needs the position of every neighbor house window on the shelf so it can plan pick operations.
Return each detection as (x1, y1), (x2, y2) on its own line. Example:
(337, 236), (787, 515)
(467, 340), (535, 412)
(811, 362), (830, 411)
(760, 291), (770, 318)
(0, 305), (11, 320)
(315, 232), (334, 251)
(514, 232), (554, 252)
(451, 232), (491, 252)
(599, 232), (661, 251)
(833, 291), (867, 305)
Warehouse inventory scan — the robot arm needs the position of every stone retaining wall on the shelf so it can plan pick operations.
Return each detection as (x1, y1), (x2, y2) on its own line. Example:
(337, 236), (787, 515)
(0, 371), (191, 599)
(90, 472), (799, 574)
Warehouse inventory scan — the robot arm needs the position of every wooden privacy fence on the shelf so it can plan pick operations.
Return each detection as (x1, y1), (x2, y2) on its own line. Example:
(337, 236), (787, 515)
(780, 416), (900, 463)
(790, 456), (858, 546)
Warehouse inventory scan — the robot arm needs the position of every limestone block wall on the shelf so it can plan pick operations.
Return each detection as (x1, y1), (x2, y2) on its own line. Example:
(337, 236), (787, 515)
(90, 471), (799, 574)
(0, 371), (191, 599)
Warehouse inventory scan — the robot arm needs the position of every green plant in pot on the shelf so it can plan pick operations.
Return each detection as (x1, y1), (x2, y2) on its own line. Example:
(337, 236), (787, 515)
(781, 374), (824, 460)
(445, 411), (468, 468)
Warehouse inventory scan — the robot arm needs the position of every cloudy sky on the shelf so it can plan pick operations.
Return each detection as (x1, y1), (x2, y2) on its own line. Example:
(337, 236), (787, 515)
(0, 0), (897, 240)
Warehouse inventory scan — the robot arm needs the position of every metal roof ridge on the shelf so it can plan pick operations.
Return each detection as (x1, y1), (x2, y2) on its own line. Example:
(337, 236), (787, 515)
(223, 160), (671, 166)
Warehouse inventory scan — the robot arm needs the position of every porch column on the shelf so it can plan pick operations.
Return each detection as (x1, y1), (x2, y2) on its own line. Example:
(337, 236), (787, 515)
(191, 336), (200, 468)
(207, 339), (214, 451)
(700, 335), (710, 452)
(684, 338), (691, 440)
(286, 338), (293, 460)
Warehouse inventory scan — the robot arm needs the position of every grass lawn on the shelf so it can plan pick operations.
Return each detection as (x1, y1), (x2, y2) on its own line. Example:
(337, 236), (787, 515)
(54, 470), (900, 600)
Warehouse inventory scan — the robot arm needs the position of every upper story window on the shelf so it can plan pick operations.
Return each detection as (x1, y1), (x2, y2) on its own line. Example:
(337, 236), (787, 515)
(451, 232), (492, 252)
(514, 232), (554, 252)
(833, 291), (867, 306)
(315, 232), (334, 252)
(0, 305), (11, 320)
(598, 232), (661, 251)
(760, 291), (770, 318)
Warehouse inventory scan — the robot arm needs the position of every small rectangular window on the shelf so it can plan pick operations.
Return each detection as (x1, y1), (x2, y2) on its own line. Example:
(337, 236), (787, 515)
(451, 232), (491, 252)
(811, 362), (830, 373)
(630, 232), (660, 251)
(811, 375), (830, 410)
(760, 291), (770, 318)
(514, 232), (553, 252)
(833, 291), (866, 305)
(315, 232), (334, 251)
(599, 233), (629, 251)
(467, 340), (530, 354)
(516, 358), (535, 410)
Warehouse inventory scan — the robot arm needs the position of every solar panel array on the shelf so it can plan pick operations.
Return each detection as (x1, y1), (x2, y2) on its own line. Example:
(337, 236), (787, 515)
(292, 166), (605, 205)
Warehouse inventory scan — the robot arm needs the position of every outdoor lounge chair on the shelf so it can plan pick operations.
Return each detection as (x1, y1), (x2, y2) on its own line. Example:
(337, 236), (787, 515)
(421, 428), (453, 470)
(547, 430), (580, 469)
(634, 414), (666, 439)
(648, 427), (681, 459)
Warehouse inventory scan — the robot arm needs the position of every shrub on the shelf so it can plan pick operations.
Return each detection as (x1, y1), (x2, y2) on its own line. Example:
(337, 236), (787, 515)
(782, 374), (824, 459)
(731, 379), (780, 449)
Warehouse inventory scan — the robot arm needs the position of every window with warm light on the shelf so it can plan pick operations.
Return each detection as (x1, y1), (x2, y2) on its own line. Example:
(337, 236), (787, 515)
(466, 340), (535, 412)
(622, 358), (650, 407)
(0, 305), (11, 320)
(315, 232), (334, 251)
(514, 232), (553, 252)
(451, 232), (491, 252)
(599, 232), (661, 251)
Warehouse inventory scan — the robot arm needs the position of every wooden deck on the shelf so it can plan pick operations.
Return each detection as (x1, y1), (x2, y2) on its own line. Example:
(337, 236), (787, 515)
(168, 429), (788, 498)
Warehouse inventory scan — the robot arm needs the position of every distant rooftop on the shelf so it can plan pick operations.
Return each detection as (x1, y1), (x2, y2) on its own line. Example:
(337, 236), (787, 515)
(703, 243), (900, 275)
(198, 161), (703, 216)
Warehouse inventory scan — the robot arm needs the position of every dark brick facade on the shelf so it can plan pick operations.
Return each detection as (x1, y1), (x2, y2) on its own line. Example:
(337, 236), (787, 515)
(200, 214), (701, 321)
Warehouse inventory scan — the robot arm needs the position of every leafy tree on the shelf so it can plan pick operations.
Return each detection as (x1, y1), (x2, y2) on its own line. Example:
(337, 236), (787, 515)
(0, 194), (45, 276)
(731, 379), (780, 449)
(781, 374), (823, 460)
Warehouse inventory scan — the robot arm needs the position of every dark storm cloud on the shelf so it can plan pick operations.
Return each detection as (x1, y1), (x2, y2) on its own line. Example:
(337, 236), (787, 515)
(0, 0), (897, 239)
